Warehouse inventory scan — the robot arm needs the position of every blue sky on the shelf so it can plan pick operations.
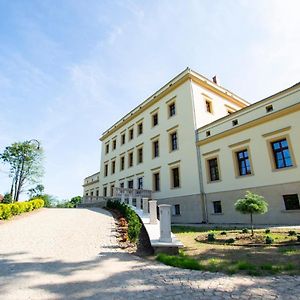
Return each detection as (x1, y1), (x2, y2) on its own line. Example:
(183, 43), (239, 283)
(0, 0), (299, 200)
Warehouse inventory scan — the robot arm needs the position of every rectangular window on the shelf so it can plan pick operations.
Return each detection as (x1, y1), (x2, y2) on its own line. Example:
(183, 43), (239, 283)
(105, 143), (109, 154)
(112, 139), (116, 150)
(127, 180), (134, 189)
(137, 147), (143, 164)
(96, 190), (99, 197)
(121, 133), (125, 145)
(152, 113), (158, 126)
(283, 194), (300, 210)
(213, 201), (222, 214)
(170, 131), (178, 151)
(120, 156), (125, 171)
(236, 149), (251, 176)
(129, 128), (134, 140)
(153, 140), (159, 158)
(128, 152), (133, 167)
(120, 182), (124, 188)
(171, 167), (180, 188)
(271, 138), (293, 169)
(137, 122), (143, 135)
(169, 102), (176, 117)
(206, 100), (212, 113)
(137, 177), (143, 189)
(153, 172), (160, 192)
(90, 191), (93, 196)
(104, 163), (108, 177)
(103, 187), (107, 197)
(110, 185), (114, 197)
(208, 158), (220, 182)
(111, 160), (116, 174)
(172, 204), (180, 216)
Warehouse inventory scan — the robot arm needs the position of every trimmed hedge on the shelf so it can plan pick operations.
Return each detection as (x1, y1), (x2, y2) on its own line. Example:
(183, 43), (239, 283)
(106, 200), (142, 243)
(0, 199), (44, 220)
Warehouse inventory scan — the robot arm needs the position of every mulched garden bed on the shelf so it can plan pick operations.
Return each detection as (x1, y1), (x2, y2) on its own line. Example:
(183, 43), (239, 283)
(107, 208), (154, 256)
(195, 230), (300, 247)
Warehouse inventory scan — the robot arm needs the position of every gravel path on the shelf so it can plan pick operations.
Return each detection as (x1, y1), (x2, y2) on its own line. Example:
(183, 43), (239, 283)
(0, 208), (299, 300)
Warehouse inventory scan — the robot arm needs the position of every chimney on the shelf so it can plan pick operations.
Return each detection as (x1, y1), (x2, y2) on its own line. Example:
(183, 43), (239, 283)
(212, 75), (218, 85)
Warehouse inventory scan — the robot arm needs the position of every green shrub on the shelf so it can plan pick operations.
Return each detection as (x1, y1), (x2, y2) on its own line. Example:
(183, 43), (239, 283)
(0, 199), (44, 220)
(288, 230), (297, 236)
(265, 228), (271, 234)
(207, 233), (215, 242)
(242, 228), (249, 234)
(266, 236), (273, 244)
(226, 238), (235, 244)
(106, 200), (142, 243)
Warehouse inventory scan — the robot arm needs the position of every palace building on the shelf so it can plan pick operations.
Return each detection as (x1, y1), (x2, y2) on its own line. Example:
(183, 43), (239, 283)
(83, 68), (300, 225)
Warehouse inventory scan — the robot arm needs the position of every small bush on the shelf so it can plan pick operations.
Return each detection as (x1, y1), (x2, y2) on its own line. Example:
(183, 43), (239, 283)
(242, 228), (249, 234)
(220, 231), (227, 235)
(266, 236), (274, 244)
(288, 230), (297, 236)
(0, 204), (13, 219)
(265, 228), (271, 234)
(207, 233), (215, 242)
(226, 238), (235, 244)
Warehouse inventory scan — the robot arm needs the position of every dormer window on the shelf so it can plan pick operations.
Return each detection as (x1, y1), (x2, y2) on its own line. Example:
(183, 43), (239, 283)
(232, 119), (238, 126)
(266, 105), (273, 113)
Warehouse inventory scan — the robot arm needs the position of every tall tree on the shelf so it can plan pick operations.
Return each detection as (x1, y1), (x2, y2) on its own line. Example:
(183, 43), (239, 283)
(0, 141), (43, 202)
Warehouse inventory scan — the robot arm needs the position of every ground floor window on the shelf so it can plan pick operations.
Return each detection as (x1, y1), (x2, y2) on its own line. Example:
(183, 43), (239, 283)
(103, 187), (107, 197)
(213, 200), (222, 214)
(172, 204), (181, 216)
(127, 180), (134, 189)
(137, 177), (143, 189)
(96, 190), (99, 197)
(283, 194), (300, 210)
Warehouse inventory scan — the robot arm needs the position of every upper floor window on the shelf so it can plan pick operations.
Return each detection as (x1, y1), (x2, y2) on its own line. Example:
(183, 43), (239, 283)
(205, 100), (212, 113)
(120, 156), (125, 171)
(137, 122), (143, 135)
(112, 139), (117, 150)
(121, 133), (126, 145)
(128, 152), (134, 167)
(105, 143), (109, 154)
(271, 138), (293, 169)
(171, 166), (180, 188)
(153, 140), (159, 158)
(169, 102), (176, 117)
(283, 194), (300, 210)
(127, 180), (134, 189)
(207, 157), (220, 182)
(170, 131), (178, 151)
(266, 105), (274, 113)
(137, 177), (143, 189)
(152, 113), (158, 127)
(120, 182), (124, 188)
(236, 149), (252, 176)
(153, 172), (160, 192)
(111, 160), (116, 174)
(137, 147), (143, 164)
(129, 128), (134, 141)
(104, 163), (108, 177)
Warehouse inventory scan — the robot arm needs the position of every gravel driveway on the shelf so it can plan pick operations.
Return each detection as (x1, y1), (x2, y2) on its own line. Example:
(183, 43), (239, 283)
(0, 208), (299, 300)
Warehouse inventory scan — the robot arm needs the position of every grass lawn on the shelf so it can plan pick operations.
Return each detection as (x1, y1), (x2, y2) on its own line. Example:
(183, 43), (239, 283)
(156, 226), (300, 276)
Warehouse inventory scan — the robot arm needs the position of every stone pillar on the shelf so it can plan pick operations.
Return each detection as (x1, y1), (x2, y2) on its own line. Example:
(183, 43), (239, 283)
(136, 196), (141, 210)
(159, 204), (172, 243)
(149, 200), (158, 224)
(121, 193), (125, 203)
(142, 198), (149, 214)
(128, 194), (133, 206)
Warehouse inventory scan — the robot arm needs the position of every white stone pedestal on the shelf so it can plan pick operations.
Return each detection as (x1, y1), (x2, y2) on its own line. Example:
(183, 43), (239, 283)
(142, 198), (149, 214)
(148, 200), (157, 224)
(159, 204), (172, 243)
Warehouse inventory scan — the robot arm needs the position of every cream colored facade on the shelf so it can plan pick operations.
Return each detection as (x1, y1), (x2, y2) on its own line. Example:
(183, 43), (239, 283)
(99, 68), (248, 223)
(197, 83), (300, 224)
(82, 172), (100, 197)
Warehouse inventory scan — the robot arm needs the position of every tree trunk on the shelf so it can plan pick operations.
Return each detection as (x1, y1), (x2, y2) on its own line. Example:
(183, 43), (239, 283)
(15, 156), (25, 202)
(250, 213), (254, 236)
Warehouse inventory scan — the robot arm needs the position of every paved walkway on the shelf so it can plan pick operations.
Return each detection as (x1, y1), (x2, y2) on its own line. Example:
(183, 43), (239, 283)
(0, 208), (299, 300)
